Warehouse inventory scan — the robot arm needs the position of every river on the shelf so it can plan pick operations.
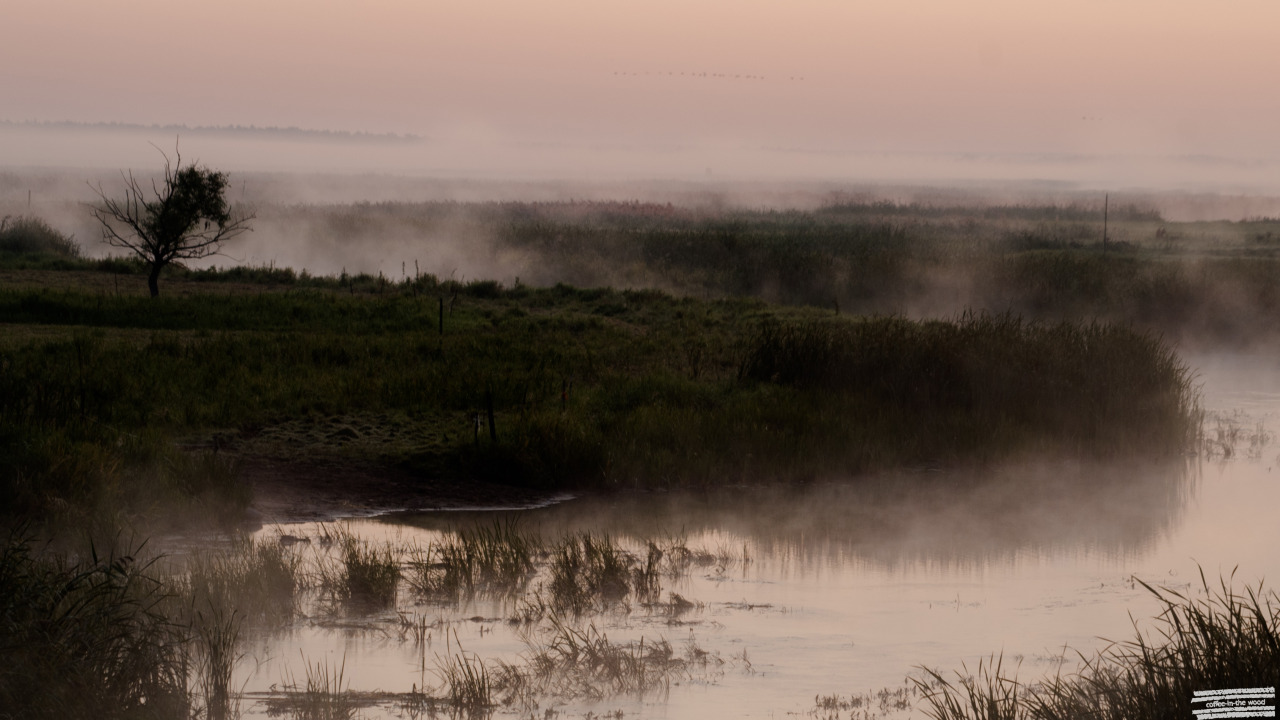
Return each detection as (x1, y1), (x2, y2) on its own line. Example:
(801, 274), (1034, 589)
(227, 352), (1280, 719)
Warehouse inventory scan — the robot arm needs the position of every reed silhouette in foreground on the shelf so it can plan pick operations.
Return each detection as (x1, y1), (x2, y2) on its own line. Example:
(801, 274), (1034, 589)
(914, 570), (1280, 720)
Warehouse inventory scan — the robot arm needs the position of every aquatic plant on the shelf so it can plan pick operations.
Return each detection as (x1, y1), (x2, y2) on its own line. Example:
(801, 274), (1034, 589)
(316, 526), (400, 608)
(407, 519), (537, 601)
(914, 571), (1280, 720)
(433, 630), (495, 713)
(183, 533), (303, 627)
(0, 533), (190, 720)
(548, 533), (641, 616)
(740, 312), (1199, 460)
(270, 653), (361, 720)
(519, 614), (683, 701)
(191, 604), (239, 720)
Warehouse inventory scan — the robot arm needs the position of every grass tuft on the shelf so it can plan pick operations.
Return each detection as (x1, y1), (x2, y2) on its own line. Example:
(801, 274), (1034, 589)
(270, 653), (361, 720)
(0, 532), (190, 720)
(407, 519), (537, 601)
(316, 526), (400, 608)
(914, 571), (1280, 720)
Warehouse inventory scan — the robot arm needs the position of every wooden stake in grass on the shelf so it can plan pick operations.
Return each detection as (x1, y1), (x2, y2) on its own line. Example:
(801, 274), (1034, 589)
(1103, 193), (1109, 252)
(485, 386), (497, 442)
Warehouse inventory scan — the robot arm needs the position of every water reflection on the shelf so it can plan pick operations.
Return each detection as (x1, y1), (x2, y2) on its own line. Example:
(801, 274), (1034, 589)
(225, 355), (1280, 720)
(388, 457), (1195, 577)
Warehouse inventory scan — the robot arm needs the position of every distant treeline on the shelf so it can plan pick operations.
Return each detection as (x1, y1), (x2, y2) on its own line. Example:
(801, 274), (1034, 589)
(0, 119), (422, 143)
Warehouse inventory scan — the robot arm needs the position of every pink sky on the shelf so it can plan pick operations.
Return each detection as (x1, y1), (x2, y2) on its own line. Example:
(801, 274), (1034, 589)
(4, 0), (1279, 186)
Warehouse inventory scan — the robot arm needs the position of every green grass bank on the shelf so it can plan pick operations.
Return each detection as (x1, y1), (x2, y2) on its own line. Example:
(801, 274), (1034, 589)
(1, 272), (1198, 530)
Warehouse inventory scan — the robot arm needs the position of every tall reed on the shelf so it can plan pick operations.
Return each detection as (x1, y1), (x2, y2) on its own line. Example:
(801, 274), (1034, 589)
(407, 519), (537, 601)
(0, 533), (190, 720)
(915, 571), (1280, 720)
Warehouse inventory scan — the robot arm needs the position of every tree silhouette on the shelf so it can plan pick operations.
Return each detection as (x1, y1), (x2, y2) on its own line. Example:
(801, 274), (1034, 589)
(90, 146), (253, 297)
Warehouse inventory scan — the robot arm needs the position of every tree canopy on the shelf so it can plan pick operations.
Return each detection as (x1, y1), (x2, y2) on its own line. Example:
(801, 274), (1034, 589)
(90, 147), (252, 296)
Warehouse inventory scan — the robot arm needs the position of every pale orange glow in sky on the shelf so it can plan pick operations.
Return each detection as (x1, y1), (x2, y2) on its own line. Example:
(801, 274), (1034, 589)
(4, 0), (1279, 185)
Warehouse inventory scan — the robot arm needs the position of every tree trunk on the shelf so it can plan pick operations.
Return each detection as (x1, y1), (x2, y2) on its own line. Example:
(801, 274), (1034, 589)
(147, 263), (161, 297)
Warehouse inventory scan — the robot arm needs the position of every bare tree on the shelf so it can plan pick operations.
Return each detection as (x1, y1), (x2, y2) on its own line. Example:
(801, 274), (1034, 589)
(90, 146), (253, 297)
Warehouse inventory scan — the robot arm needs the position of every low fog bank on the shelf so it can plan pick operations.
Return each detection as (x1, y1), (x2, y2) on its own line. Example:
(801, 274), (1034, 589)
(6, 164), (1280, 252)
(5, 123), (1280, 199)
(8, 166), (1280, 349)
(403, 457), (1193, 572)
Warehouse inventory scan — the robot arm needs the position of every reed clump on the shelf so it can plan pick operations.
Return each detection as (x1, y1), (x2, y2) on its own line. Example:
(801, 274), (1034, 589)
(740, 312), (1199, 461)
(914, 571), (1280, 720)
(407, 519), (537, 601)
(433, 630), (495, 714)
(0, 533), (190, 720)
(518, 614), (683, 701)
(191, 604), (239, 720)
(548, 533), (661, 616)
(0, 215), (81, 259)
(317, 527), (400, 608)
(269, 653), (362, 720)
(182, 533), (303, 627)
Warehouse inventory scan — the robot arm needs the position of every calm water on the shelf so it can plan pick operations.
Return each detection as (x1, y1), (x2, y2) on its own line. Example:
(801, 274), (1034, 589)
(230, 352), (1280, 719)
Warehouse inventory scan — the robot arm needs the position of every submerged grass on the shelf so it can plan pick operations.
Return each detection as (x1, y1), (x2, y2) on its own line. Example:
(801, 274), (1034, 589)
(269, 653), (361, 720)
(316, 526), (400, 609)
(546, 533), (669, 616)
(548, 534), (634, 615)
(0, 533), (190, 720)
(191, 604), (239, 720)
(433, 629), (495, 714)
(407, 519), (537, 601)
(183, 533), (303, 627)
(516, 614), (685, 702)
(403, 525), (684, 618)
(914, 571), (1280, 720)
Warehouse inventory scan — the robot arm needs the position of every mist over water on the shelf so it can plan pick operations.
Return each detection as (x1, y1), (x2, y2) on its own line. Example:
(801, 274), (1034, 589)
(8, 152), (1280, 718)
(8, 1), (1280, 714)
(222, 354), (1280, 719)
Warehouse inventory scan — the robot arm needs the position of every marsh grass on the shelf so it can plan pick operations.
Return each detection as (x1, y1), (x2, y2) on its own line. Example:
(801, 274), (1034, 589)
(813, 684), (921, 720)
(317, 527), (400, 609)
(270, 653), (362, 720)
(192, 604), (240, 720)
(0, 533), (190, 720)
(0, 409), (249, 535)
(741, 313), (1199, 460)
(914, 571), (1280, 720)
(183, 534), (303, 627)
(518, 614), (683, 701)
(0, 215), (81, 259)
(407, 520), (537, 601)
(433, 629), (495, 713)
(414, 530), (681, 622)
(2, 274), (1199, 517)
(916, 654), (1022, 720)
(1, 531), (314, 720)
(548, 533), (648, 616)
